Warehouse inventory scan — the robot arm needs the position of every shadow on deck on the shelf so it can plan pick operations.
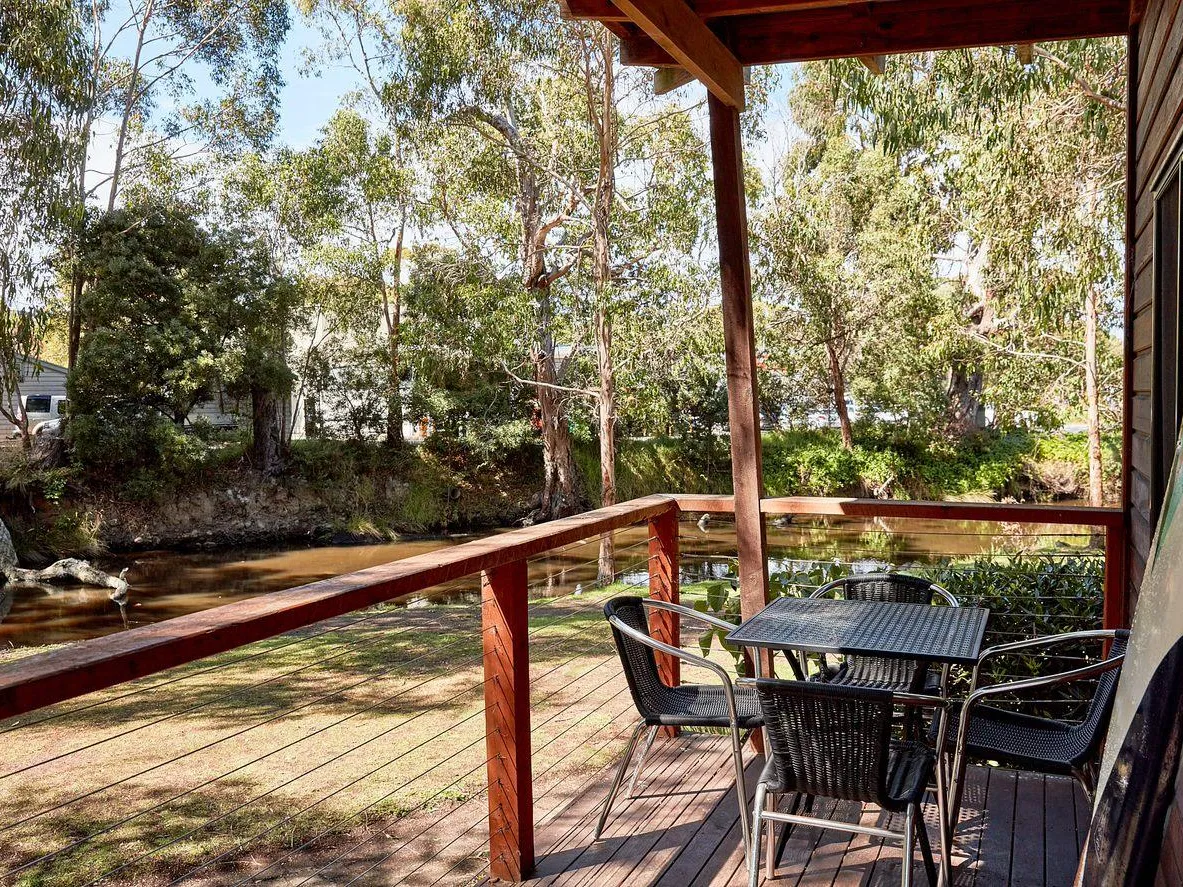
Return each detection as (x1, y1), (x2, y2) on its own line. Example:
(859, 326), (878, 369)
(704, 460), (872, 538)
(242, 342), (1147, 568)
(485, 733), (1088, 887)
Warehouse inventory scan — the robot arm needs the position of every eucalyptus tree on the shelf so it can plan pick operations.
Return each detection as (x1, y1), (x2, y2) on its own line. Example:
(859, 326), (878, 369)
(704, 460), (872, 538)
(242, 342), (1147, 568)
(269, 110), (416, 445)
(755, 85), (947, 449)
(62, 0), (290, 366)
(0, 0), (86, 444)
(824, 41), (1126, 503)
(297, 0), (587, 517)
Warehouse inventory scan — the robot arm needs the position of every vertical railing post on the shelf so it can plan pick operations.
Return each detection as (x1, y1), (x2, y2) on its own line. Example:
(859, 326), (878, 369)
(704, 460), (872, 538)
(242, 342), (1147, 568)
(648, 504), (681, 688)
(482, 559), (534, 881)
(1104, 518), (1129, 630)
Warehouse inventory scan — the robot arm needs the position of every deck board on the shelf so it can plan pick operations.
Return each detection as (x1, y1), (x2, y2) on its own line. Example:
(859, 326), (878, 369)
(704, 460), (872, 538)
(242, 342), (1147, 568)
(479, 734), (1080, 887)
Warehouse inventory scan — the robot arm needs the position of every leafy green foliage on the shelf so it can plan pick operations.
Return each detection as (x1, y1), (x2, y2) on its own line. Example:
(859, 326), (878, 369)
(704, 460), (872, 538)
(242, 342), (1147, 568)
(0, 0), (86, 433)
(68, 207), (294, 482)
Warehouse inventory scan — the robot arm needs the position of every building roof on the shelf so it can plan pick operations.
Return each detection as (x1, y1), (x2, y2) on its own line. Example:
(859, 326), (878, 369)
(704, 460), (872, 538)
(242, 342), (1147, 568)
(560, 0), (1136, 111)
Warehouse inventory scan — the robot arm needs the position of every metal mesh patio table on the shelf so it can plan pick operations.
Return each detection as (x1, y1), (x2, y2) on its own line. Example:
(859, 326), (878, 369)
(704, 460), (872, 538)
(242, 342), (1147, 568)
(727, 594), (990, 886)
(725, 595), (989, 667)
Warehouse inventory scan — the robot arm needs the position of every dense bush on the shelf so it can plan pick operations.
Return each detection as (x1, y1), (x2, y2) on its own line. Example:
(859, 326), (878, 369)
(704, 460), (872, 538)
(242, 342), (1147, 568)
(586, 427), (1100, 505)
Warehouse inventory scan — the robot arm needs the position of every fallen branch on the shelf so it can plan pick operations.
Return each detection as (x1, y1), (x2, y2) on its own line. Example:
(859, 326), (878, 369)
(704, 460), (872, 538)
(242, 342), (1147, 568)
(2, 560), (130, 603)
(0, 518), (129, 602)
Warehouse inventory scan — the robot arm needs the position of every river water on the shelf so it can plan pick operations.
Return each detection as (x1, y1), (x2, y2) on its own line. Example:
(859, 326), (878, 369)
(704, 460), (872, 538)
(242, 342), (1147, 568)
(0, 512), (1102, 649)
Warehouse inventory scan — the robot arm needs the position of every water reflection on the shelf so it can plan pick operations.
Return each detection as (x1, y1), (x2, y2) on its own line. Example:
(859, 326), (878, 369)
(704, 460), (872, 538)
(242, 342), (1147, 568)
(0, 513), (1101, 649)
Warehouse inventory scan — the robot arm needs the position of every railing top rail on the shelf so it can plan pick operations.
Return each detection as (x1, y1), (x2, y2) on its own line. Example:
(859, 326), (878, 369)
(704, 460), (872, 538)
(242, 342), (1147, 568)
(0, 495), (676, 722)
(672, 494), (1124, 528)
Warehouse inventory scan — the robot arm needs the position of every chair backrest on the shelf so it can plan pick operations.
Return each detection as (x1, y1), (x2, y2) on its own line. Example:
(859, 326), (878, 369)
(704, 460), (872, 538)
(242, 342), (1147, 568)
(752, 678), (894, 805)
(815, 572), (957, 607)
(1073, 630), (1131, 750)
(811, 573), (955, 690)
(604, 596), (671, 721)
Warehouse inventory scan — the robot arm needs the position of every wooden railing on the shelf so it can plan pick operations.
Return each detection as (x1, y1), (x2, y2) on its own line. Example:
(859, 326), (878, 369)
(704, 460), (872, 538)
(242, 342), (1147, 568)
(673, 494), (1128, 632)
(0, 492), (1126, 881)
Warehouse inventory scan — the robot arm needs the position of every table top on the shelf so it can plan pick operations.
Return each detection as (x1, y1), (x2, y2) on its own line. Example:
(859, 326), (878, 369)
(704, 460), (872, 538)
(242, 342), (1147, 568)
(725, 596), (990, 667)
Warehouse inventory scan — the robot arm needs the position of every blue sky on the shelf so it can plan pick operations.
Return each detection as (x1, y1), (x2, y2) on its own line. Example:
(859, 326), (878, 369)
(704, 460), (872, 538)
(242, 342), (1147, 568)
(273, 15), (367, 148)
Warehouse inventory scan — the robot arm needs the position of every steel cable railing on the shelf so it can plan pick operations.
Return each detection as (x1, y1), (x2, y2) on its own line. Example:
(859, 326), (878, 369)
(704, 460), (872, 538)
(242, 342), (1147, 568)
(0, 503), (1116, 886)
(0, 531), (655, 887)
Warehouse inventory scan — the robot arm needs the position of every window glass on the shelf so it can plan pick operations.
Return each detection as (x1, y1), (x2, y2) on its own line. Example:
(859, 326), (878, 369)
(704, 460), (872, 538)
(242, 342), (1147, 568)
(24, 395), (51, 413)
(1154, 163), (1183, 524)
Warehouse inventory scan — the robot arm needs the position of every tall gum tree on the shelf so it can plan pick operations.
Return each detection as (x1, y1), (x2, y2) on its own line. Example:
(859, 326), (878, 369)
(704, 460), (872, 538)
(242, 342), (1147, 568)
(826, 43), (1126, 504)
(0, 0), (86, 445)
(64, 0), (289, 367)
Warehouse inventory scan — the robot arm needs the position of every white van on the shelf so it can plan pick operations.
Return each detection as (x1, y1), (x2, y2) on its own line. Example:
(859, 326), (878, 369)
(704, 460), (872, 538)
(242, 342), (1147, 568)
(8, 394), (68, 438)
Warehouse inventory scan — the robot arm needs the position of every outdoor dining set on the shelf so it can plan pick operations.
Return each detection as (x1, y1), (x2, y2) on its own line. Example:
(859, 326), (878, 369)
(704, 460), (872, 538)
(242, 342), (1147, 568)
(597, 574), (1129, 887)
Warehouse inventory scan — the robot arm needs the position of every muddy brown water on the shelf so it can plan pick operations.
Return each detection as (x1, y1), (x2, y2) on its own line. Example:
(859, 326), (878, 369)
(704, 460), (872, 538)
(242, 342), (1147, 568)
(0, 513), (1102, 648)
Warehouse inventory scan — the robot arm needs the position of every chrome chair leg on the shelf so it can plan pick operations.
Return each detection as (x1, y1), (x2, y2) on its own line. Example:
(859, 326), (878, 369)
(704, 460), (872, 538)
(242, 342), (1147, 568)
(747, 783), (767, 887)
(916, 804), (937, 886)
(594, 721), (647, 841)
(626, 725), (660, 798)
(764, 790), (776, 879)
(730, 722), (752, 853)
(902, 804), (916, 887)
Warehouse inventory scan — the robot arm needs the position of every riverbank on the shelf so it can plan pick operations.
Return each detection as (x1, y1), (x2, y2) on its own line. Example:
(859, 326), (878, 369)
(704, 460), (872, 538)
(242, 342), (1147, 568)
(0, 427), (1116, 563)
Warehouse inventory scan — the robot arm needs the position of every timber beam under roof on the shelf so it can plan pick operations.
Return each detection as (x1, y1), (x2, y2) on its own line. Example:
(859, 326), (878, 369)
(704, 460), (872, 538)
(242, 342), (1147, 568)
(564, 0), (1134, 80)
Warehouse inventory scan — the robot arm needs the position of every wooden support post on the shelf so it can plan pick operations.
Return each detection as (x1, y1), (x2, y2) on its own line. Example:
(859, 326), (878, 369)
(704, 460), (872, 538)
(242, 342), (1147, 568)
(1104, 522), (1130, 630)
(707, 93), (770, 625)
(482, 559), (534, 881)
(648, 505), (681, 687)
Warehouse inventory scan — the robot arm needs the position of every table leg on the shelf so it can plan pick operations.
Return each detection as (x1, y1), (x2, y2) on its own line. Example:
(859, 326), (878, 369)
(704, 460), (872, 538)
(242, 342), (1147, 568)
(934, 665), (954, 887)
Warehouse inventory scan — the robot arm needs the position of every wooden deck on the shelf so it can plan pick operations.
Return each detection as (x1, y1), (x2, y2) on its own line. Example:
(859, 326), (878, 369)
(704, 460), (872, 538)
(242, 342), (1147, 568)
(488, 733), (1089, 887)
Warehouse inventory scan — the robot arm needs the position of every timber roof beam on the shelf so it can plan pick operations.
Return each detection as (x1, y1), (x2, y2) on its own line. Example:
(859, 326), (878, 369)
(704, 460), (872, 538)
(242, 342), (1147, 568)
(566, 0), (1132, 70)
(606, 0), (746, 108)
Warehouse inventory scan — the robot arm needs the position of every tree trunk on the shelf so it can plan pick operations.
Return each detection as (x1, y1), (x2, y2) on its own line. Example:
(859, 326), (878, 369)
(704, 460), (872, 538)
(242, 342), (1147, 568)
(827, 341), (853, 449)
(947, 362), (987, 435)
(382, 215), (405, 447)
(107, 0), (153, 211)
(470, 106), (581, 520)
(251, 384), (284, 475)
(595, 308), (616, 581)
(1085, 285), (1104, 506)
(386, 322), (403, 446)
(593, 31), (617, 584)
(533, 293), (581, 518)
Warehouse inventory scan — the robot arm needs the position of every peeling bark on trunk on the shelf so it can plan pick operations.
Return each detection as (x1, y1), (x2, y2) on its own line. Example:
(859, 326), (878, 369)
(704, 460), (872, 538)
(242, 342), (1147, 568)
(947, 362), (988, 435)
(251, 384), (284, 476)
(1085, 285), (1104, 506)
(827, 340), (853, 450)
(381, 213), (405, 447)
(533, 294), (581, 519)
(475, 106), (581, 520)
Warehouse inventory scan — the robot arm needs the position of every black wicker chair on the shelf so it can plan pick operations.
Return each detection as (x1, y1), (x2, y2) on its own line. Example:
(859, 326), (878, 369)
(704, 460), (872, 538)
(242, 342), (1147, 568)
(800, 573), (959, 692)
(946, 628), (1128, 828)
(742, 678), (944, 887)
(600, 595), (763, 850)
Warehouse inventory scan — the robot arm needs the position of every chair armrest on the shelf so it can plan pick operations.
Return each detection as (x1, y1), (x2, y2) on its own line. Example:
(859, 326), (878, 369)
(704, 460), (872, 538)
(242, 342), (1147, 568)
(809, 578), (845, 599)
(953, 654), (1124, 770)
(970, 629), (1123, 692)
(930, 581), (959, 607)
(608, 614), (735, 687)
(641, 598), (737, 633)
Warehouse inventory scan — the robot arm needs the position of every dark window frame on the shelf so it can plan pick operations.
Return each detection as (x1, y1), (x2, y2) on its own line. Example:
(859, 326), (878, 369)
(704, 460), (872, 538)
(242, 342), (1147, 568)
(24, 395), (51, 414)
(1152, 144), (1183, 524)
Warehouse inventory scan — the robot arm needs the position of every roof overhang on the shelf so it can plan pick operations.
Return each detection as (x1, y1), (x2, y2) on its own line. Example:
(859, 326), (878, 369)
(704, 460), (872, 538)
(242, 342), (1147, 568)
(561, 0), (1137, 109)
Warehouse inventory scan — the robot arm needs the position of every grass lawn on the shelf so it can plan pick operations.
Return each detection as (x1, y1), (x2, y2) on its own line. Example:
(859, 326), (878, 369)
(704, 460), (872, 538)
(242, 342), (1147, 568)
(0, 580), (733, 887)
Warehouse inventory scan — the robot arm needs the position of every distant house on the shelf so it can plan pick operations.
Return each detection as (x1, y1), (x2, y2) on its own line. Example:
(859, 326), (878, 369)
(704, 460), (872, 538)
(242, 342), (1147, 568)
(1, 357), (70, 437)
